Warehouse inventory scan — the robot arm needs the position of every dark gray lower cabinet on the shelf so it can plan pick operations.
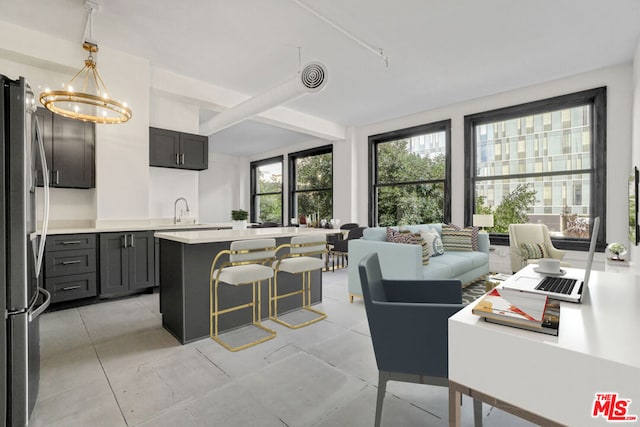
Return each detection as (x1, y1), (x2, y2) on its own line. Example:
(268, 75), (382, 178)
(99, 231), (155, 296)
(44, 233), (97, 303)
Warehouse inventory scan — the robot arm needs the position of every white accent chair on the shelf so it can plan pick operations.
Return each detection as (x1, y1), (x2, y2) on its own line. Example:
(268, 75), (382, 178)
(210, 238), (277, 351)
(271, 235), (327, 328)
(508, 223), (568, 273)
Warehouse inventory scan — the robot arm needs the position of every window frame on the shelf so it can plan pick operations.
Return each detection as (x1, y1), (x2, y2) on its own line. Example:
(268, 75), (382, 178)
(368, 120), (452, 226)
(463, 87), (607, 250)
(288, 144), (333, 223)
(250, 155), (284, 224)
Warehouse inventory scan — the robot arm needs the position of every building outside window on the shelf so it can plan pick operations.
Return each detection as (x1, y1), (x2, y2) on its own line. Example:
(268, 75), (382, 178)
(464, 87), (606, 249)
(369, 120), (451, 226)
(289, 146), (333, 225)
(250, 156), (283, 224)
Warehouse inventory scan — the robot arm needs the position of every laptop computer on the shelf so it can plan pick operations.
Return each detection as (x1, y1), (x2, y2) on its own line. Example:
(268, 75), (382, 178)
(503, 217), (600, 303)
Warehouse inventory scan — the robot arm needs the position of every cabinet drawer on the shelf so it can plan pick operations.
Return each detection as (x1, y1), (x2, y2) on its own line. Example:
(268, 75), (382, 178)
(46, 273), (97, 303)
(46, 234), (96, 252)
(45, 249), (96, 277)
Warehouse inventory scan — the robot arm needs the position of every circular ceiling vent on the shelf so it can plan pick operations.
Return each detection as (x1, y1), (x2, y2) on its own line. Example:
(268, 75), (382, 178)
(299, 62), (328, 92)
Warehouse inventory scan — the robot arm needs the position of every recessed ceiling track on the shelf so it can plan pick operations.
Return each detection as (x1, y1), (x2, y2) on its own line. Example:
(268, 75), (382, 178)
(290, 0), (389, 67)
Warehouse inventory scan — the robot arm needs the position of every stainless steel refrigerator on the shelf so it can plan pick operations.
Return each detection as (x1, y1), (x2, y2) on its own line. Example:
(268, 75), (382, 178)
(1, 75), (51, 426)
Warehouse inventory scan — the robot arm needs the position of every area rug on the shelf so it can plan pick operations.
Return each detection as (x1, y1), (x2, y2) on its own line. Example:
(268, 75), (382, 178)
(462, 281), (488, 305)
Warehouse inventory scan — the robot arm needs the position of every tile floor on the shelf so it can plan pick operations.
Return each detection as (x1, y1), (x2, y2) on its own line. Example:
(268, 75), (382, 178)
(31, 269), (536, 427)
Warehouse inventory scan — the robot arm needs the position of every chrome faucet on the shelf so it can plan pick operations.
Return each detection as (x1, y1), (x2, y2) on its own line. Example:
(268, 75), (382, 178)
(173, 197), (190, 224)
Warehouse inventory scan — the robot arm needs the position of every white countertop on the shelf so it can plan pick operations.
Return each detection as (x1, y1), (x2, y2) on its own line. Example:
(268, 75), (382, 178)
(42, 222), (232, 235)
(154, 227), (339, 244)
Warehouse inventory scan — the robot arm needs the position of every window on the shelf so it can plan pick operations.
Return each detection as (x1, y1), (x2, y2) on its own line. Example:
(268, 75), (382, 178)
(369, 120), (451, 226)
(464, 87), (606, 250)
(250, 156), (283, 224)
(288, 145), (333, 225)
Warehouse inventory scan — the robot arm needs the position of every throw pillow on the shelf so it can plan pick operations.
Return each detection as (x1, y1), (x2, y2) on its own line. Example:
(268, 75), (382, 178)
(387, 228), (430, 265)
(441, 224), (478, 252)
(519, 242), (549, 260)
(420, 228), (445, 257)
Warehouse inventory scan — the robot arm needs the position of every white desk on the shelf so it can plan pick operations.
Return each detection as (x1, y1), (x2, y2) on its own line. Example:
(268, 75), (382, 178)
(448, 265), (640, 426)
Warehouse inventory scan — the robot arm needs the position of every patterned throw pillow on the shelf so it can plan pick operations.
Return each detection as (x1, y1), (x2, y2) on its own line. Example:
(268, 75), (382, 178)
(420, 228), (445, 257)
(386, 228), (430, 265)
(441, 224), (479, 252)
(519, 242), (549, 260)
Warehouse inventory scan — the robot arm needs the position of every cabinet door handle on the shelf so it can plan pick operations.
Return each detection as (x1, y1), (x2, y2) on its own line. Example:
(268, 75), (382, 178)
(55, 170), (60, 185)
(62, 285), (81, 291)
(61, 240), (82, 245)
(61, 260), (82, 265)
(123, 234), (128, 248)
(175, 153), (180, 165)
(180, 153), (185, 165)
(130, 234), (135, 247)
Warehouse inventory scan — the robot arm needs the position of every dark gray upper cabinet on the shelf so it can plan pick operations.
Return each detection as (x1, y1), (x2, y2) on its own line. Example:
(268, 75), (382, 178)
(149, 127), (208, 170)
(35, 107), (95, 189)
(99, 231), (155, 296)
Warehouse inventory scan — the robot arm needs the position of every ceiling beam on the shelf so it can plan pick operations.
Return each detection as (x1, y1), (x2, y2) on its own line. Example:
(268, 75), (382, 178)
(150, 67), (345, 141)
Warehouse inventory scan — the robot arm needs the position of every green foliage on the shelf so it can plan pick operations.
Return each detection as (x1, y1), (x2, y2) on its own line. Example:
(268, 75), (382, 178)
(491, 184), (537, 232)
(231, 209), (248, 221)
(376, 140), (445, 226)
(295, 153), (333, 221)
(256, 169), (282, 223)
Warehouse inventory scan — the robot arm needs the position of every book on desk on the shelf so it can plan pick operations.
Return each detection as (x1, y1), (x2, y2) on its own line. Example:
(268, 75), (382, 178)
(472, 287), (560, 336)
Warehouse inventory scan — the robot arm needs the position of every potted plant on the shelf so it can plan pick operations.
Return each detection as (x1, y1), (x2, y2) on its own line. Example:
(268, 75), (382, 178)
(231, 209), (249, 230)
(606, 242), (627, 261)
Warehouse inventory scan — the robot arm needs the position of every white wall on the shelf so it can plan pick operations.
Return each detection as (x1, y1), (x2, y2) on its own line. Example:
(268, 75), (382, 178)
(199, 152), (246, 223)
(357, 64), (634, 249)
(148, 94), (200, 220)
(93, 46), (150, 223)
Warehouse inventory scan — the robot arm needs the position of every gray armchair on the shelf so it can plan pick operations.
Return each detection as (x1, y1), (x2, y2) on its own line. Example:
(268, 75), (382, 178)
(358, 253), (482, 426)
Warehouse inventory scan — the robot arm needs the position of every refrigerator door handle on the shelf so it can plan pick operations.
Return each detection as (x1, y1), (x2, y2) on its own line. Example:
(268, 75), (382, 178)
(32, 115), (50, 279)
(28, 287), (51, 323)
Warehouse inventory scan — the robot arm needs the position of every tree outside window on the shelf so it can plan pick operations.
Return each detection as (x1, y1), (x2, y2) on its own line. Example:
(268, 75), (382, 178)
(289, 147), (333, 225)
(250, 157), (283, 224)
(370, 121), (451, 226)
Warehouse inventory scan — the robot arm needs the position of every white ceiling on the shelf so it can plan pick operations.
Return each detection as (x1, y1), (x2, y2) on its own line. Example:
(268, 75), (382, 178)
(3, 0), (640, 155)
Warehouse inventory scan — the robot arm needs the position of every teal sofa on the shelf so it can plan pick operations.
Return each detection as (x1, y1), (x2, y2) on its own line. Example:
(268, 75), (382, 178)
(347, 224), (490, 302)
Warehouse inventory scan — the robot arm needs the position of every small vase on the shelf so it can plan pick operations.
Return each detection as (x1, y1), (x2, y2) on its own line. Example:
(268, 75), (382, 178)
(232, 220), (247, 230)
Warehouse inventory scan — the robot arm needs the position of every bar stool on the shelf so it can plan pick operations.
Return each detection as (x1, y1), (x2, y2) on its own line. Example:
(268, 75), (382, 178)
(210, 238), (277, 351)
(271, 235), (328, 329)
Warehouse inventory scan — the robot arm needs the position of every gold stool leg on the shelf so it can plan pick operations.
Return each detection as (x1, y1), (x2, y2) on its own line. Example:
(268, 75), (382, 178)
(270, 269), (327, 329)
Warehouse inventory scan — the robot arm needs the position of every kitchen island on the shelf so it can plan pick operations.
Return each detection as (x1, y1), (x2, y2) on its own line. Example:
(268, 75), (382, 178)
(155, 227), (338, 344)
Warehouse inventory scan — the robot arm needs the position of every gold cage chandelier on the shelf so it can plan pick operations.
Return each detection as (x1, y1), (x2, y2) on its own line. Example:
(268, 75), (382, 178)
(39, 1), (132, 124)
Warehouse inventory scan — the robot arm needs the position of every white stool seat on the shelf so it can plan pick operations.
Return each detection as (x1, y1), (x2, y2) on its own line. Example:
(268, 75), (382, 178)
(210, 238), (277, 351)
(215, 264), (274, 285)
(273, 257), (325, 274)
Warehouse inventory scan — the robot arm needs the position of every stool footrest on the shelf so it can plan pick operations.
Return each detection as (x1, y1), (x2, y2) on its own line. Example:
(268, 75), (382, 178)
(211, 323), (276, 352)
(270, 306), (327, 329)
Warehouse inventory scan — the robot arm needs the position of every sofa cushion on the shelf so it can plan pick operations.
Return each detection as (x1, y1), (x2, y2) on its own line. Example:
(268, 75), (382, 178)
(441, 224), (479, 251)
(387, 228), (430, 265)
(419, 262), (452, 280)
(420, 228), (445, 257)
(429, 253), (474, 276)
(519, 242), (549, 260)
(364, 227), (389, 242)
